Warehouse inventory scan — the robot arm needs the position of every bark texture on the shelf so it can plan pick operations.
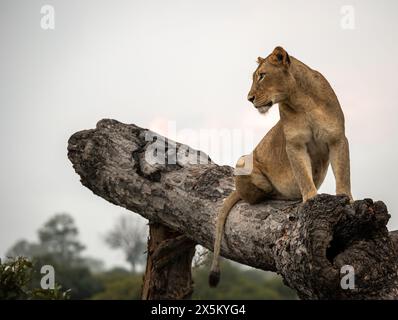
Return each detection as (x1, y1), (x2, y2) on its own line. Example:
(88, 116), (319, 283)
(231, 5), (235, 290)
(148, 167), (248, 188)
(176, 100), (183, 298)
(68, 119), (398, 299)
(141, 223), (196, 300)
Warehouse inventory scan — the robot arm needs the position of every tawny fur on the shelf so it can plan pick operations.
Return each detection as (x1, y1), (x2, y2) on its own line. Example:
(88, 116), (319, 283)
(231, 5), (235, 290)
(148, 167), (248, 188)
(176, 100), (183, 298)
(209, 46), (353, 287)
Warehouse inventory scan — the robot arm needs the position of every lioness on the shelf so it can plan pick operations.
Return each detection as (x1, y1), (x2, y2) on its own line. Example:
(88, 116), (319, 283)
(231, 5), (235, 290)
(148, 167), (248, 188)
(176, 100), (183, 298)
(209, 46), (353, 287)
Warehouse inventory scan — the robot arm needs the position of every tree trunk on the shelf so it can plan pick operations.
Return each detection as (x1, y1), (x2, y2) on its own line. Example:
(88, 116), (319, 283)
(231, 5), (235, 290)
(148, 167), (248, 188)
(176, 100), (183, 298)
(68, 119), (398, 299)
(141, 222), (196, 300)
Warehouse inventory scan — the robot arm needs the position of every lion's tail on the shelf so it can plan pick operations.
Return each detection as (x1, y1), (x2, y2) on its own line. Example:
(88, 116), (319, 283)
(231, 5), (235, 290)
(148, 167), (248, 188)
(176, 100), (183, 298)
(209, 190), (241, 287)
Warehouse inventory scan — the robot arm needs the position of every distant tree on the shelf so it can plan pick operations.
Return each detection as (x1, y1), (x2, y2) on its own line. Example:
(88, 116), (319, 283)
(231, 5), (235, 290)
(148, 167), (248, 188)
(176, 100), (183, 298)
(80, 257), (105, 274)
(6, 240), (44, 259)
(38, 213), (85, 264)
(104, 216), (147, 272)
(5, 213), (104, 299)
(6, 214), (85, 263)
(30, 254), (103, 300)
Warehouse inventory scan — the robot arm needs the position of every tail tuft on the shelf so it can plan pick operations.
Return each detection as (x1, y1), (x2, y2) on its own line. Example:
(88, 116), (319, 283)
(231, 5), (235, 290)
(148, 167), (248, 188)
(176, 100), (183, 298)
(209, 270), (220, 288)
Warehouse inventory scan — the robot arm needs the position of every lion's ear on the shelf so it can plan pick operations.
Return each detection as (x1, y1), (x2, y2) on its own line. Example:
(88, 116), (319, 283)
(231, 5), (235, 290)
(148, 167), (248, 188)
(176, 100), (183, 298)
(269, 46), (291, 68)
(257, 56), (265, 64)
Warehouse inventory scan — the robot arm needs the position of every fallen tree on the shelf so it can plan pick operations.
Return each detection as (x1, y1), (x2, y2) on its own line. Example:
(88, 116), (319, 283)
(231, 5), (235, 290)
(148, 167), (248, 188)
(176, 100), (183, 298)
(68, 119), (398, 299)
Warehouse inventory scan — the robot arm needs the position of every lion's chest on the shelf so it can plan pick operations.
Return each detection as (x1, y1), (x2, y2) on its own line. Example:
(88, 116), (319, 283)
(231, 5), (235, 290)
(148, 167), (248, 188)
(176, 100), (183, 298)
(283, 113), (331, 183)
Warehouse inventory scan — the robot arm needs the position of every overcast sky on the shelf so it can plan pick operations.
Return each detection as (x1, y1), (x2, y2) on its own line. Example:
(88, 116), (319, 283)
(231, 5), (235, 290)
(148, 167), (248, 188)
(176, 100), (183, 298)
(1, 0), (397, 269)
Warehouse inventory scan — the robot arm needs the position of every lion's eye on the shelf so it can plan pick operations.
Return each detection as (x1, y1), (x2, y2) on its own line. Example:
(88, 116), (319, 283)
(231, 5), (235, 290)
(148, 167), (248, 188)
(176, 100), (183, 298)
(259, 73), (266, 81)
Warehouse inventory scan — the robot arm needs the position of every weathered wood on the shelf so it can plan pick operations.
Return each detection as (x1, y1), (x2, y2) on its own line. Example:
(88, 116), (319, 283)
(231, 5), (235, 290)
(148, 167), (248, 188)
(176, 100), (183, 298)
(141, 223), (196, 300)
(68, 119), (398, 299)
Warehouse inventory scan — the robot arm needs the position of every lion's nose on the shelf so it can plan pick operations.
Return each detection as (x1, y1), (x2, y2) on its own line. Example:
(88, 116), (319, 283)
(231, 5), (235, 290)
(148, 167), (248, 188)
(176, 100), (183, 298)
(247, 95), (255, 103)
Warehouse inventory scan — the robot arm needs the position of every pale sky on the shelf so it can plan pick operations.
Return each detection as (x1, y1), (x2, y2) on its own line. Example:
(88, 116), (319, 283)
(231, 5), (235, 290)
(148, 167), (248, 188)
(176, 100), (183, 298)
(1, 0), (397, 269)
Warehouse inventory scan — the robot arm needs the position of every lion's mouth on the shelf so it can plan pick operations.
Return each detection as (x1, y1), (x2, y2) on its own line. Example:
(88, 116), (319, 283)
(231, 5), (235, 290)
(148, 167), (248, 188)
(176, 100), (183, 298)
(255, 101), (273, 108)
(265, 101), (273, 107)
(255, 101), (273, 113)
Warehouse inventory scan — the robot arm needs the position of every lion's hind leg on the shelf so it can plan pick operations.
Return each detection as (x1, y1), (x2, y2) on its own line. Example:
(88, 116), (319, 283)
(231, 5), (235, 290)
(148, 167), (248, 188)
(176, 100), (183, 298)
(235, 167), (274, 204)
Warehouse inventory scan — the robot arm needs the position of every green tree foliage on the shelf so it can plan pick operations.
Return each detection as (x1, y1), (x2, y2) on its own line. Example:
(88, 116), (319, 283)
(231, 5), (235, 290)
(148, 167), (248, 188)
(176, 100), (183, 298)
(0, 257), (70, 300)
(5, 214), (103, 299)
(192, 259), (297, 300)
(87, 261), (296, 300)
(38, 213), (85, 264)
(30, 255), (103, 300)
(6, 240), (44, 259)
(5, 213), (297, 300)
(91, 268), (142, 300)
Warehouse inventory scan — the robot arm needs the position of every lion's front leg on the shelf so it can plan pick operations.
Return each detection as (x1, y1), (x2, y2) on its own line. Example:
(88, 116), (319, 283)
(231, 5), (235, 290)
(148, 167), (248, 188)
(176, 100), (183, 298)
(285, 142), (318, 202)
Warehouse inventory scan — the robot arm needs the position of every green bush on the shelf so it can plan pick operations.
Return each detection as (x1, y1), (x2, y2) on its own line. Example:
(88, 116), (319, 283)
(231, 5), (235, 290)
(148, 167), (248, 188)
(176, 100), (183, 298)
(91, 268), (142, 300)
(192, 259), (297, 300)
(0, 257), (70, 300)
(31, 255), (104, 299)
(87, 260), (297, 300)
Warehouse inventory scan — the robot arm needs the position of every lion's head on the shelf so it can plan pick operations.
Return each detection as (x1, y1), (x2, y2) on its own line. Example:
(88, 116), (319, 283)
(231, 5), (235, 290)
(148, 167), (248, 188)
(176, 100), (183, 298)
(247, 46), (295, 114)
